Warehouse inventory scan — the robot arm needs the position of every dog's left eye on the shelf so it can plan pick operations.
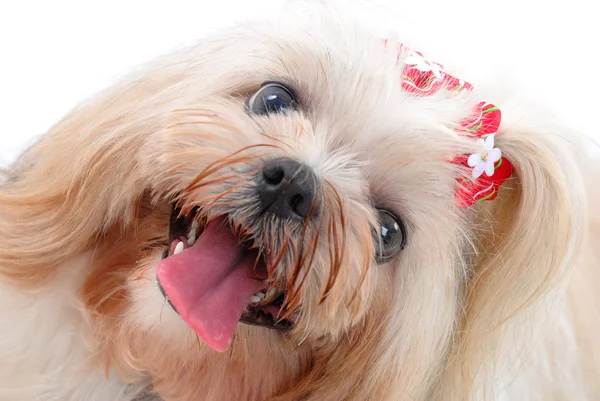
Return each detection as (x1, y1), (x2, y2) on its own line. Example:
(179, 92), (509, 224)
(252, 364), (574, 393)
(374, 209), (407, 263)
(246, 82), (297, 115)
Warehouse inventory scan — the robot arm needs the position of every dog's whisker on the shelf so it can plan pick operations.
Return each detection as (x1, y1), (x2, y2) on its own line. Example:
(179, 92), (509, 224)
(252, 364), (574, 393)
(285, 203), (323, 312)
(257, 131), (295, 151)
(182, 155), (257, 194)
(318, 180), (347, 304)
(159, 296), (169, 323)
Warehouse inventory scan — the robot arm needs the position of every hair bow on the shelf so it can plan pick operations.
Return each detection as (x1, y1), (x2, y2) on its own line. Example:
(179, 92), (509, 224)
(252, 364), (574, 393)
(392, 43), (514, 208)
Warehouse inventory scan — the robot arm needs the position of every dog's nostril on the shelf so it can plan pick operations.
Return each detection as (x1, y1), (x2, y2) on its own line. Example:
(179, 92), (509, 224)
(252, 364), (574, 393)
(263, 165), (285, 186)
(258, 158), (317, 220)
(290, 193), (304, 208)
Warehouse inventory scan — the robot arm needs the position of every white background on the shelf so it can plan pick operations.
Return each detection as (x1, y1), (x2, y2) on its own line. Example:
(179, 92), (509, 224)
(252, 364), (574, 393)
(0, 0), (598, 165)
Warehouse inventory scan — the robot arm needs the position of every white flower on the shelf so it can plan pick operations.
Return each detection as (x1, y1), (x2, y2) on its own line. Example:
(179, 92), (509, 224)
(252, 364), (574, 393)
(467, 135), (502, 179)
(405, 52), (444, 79)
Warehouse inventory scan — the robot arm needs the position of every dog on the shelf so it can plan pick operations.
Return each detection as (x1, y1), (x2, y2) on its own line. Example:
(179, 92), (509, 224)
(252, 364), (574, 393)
(1, 8), (599, 401)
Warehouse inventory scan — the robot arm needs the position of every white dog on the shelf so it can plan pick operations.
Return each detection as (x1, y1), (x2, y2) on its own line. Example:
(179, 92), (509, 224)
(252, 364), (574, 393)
(0, 7), (598, 401)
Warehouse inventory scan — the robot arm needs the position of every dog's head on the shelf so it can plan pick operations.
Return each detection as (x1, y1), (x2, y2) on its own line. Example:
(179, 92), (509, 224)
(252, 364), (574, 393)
(0, 11), (587, 401)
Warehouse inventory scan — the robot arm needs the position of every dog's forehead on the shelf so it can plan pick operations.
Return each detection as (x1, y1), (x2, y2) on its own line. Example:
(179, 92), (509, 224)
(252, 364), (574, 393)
(189, 29), (450, 147)
(245, 33), (467, 160)
(169, 25), (471, 175)
(249, 30), (403, 127)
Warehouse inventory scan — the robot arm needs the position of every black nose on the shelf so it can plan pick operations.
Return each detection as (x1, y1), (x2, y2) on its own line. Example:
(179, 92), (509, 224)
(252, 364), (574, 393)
(258, 158), (317, 220)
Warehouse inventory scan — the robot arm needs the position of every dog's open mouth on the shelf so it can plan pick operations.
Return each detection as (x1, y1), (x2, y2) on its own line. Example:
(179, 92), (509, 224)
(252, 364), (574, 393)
(155, 206), (298, 352)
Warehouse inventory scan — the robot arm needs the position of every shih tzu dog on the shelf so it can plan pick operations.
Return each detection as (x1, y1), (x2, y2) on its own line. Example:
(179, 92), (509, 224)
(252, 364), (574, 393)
(0, 6), (598, 401)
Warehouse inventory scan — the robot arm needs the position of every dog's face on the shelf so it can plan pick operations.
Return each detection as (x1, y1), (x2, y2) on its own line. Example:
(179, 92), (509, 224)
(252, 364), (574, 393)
(77, 23), (475, 397)
(3, 12), (584, 401)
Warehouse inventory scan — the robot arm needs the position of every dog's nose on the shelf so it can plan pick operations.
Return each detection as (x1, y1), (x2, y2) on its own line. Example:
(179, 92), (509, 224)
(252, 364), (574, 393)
(259, 158), (317, 220)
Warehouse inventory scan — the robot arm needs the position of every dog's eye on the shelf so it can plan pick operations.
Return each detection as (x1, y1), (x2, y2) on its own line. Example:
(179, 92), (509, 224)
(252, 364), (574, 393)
(374, 209), (406, 263)
(246, 82), (297, 115)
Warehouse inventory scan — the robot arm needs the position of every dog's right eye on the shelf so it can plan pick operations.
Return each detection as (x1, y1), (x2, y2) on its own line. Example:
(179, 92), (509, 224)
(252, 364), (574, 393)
(374, 209), (407, 263)
(246, 82), (297, 115)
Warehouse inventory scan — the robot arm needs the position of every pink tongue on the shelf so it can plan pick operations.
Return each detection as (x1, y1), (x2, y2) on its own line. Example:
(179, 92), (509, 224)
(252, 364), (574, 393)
(156, 217), (265, 352)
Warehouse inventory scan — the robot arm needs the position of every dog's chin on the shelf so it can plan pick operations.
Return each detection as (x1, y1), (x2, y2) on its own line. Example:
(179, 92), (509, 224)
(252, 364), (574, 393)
(154, 204), (300, 351)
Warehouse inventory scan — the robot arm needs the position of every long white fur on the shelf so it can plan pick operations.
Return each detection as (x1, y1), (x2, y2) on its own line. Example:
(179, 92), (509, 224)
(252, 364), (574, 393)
(0, 5), (598, 401)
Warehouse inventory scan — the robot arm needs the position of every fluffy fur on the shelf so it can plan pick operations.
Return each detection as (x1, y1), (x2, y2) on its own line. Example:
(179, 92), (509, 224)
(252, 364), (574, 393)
(0, 8), (598, 401)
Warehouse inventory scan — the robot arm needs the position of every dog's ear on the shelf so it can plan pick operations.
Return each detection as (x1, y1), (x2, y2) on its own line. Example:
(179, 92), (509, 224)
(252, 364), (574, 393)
(0, 79), (166, 285)
(438, 108), (588, 398)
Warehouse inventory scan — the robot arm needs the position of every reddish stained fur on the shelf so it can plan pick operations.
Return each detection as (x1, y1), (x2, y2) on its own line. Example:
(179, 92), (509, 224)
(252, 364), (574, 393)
(0, 10), (598, 401)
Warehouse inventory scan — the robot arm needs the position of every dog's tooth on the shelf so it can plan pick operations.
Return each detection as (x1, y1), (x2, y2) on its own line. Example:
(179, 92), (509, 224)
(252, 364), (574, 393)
(256, 291), (266, 299)
(249, 295), (261, 304)
(174, 241), (184, 255)
(259, 287), (280, 304)
(187, 220), (198, 246)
